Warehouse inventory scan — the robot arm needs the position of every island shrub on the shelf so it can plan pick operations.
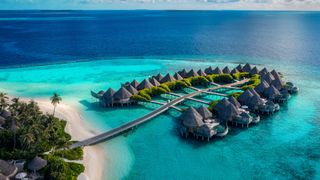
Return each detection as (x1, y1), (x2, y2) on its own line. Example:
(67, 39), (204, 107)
(44, 155), (84, 180)
(241, 74), (260, 90)
(229, 92), (242, 99)
(138, 89), (152, 100)
(212, 74), (234, 83)
(159, 84), (171, 92)
(232, 72), (250, 80)
(189, 76), (210, 86)
(182, 79), (192, 86)
(53, 147), (83, 160)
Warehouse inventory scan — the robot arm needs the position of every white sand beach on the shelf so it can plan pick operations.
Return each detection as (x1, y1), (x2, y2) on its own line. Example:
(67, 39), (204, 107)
(21, 98), (104, 180)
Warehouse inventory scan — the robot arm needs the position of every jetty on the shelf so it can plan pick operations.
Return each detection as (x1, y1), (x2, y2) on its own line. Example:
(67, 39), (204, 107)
(70, 79), (249, 149)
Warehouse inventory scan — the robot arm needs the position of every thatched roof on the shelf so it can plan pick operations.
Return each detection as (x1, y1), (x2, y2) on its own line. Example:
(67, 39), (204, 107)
(230, 68), (239, 74)
(254, 80), (270, 94)
(137, 79), (154, 90)
(130, 80), (140, 88)
(261, 72), (275, 84)
(259, 67), (268, 76)
(0, 116), (6, 126)
(149, 78), (161, 86)
(249, 95), (264, 109)
(155, 73), (164, 82)
(243, 63), (252, 72)
(214, 98), (230, 113)
(113, 87), (133, 100)
(236, 64), (243, 71)
(218, 103), (239, 121)
(180, 107), (204, 128)
(271, 78), (285, 90)
(229, 96), (241, 108)
(187, 69), (199, 77)
(197, 106), (212, 120)
(263, 85), (280, 100)
(270, 69), (279, 78)
(213, 67), (223, 74)
(0, 159), (17, 177)
(27, 157), (47, 171)
(205, 66), (214, 74)
(126, 85), (139, 95)
(249, 89), (261, 97)
(178, 69), (188, 78)
(161, 73), (176, 83)
(197, 69), (207, 76)
(173, 72), (183, 80)
(102, 88), (116, 103)
(223, 66), (231, 74)
(238, 90), (254, 104)
(249, 66), (259, 75)
(0, 110), (11, 119)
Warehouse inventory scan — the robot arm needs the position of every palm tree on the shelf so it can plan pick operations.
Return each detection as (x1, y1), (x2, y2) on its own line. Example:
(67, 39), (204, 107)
(50, 93), (62, 116)
(21, 132), (35, 149)
(0, 92), (9, 112)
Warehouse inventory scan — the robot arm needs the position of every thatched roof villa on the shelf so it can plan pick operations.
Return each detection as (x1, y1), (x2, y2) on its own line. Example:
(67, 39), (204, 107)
(222, 66), (231, 74)
(205, 66), (214, 74)
(197, 69), (207, 76)
(213, 67), (223, 74)
(137, 79), (154, 90)
(178, 69), (188, 78)
(161, 73), (176, 83)
(0, 160), (18, 179)
(187, 69), (199, 77)
(243, 63), (252, 72)
(149, 77), (161, 86)
(173, 72), (184, 80)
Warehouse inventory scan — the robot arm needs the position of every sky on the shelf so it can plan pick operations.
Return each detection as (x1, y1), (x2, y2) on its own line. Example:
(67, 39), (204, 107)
(1, 0), (320, 10)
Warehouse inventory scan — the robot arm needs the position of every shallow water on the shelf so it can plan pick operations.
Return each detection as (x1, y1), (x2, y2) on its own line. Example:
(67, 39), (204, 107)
(0, 57), (319, 179)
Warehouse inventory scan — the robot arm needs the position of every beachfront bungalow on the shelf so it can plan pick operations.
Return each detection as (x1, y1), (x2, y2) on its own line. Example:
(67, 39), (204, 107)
(187, 69), (199, 77)
(223, 66), (231, 74)
(205, 66), (214, 74)
(178, 69), (188, 78)
(149, 77), (161, 86)
(254, 80), (270, 95)
(100, 88), (116, 107)
(236, 64), (243, 72)
(271, 69), (280, 78)
(249, 66), (259, 75)
(197, 69), (207, 76)
(126, 85), (139, 95)
(161, 73), (176, 83)
(230, 68), (239, 74)
(0, 160), (18, 179)
(137, 79), (154, 90)
(173, 72), (184, 80)
(214, 99), (239, 123)
(248, 95), (265, 111)
(285, 82), (299, 94)
(213, 67), (223, 74)
(258, 100), (280, 114)
(130, 80), (140, 89)
(271, 78), (286, 91)
(261, 72), (275, 84)
(242, 63), (252, 72)
(249, 88), (261, 98)
(154, 73), (164, 83)
(113, 87), (133, 106)
(27, 157), (47, 173)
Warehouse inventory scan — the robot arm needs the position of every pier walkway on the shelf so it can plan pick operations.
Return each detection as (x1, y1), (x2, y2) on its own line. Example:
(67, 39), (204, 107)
(70, 79), (248, 148)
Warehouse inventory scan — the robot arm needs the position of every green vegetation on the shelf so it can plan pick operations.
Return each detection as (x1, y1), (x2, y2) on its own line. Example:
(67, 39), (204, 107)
(0, 93), (84, 180)
(44, 155), (85, 180)
(50, 93), (62, 116)
(53, 147), (83, 160)
(232, 72), (250, 80)
(241, 74), (261, 90)
(206, 74), (234, 83)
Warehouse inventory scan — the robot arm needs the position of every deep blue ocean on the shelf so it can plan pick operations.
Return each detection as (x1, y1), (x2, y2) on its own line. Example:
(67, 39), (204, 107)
(0, 11), (320, 180)
(1, 10), (320, 67)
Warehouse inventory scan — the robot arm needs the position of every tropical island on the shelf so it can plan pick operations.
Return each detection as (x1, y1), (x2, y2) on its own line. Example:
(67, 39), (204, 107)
(0, 93), (85, 180)
(88, 63), (298, 144)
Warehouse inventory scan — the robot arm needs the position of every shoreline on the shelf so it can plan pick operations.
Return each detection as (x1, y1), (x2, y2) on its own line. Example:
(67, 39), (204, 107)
(20, 97), (105, 180)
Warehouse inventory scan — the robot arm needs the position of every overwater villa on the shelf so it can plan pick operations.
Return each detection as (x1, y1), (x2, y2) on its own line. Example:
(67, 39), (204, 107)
(90, 63), (298, 142)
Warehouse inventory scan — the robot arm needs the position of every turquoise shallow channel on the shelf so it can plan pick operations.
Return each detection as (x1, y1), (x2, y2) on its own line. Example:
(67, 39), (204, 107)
(0, 57), (319, 179)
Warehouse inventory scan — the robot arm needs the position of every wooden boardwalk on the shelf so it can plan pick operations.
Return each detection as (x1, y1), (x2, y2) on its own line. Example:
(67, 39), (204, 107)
(69, 79), (248, 148)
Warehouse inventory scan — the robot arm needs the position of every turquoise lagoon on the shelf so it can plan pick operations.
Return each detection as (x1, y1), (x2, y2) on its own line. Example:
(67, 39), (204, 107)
(0, 57), (319, 179)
